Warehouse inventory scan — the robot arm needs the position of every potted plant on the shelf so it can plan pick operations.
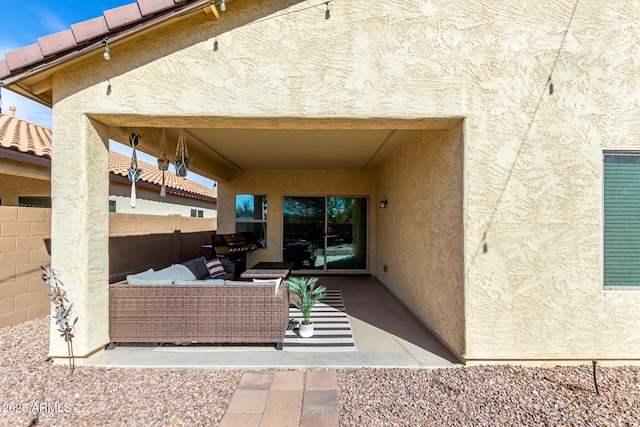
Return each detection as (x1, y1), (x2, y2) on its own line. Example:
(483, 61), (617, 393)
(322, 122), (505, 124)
(127, 166), (141, 182)
(174, 155), (190, 177)
(287, 276), (327, 338)
(157, 157), (170, 171)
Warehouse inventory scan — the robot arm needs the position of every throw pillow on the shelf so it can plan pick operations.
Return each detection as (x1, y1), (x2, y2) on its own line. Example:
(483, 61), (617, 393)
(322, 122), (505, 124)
(181, 257), (210, 280)
(206, 258), (226, 278)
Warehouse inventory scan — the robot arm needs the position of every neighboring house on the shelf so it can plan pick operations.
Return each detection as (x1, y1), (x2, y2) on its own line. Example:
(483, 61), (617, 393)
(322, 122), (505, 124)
(0, 107), (52, 208)
(108, 151), (217, 217)
(1, 0), (638, 365)
(0, 110), (217, 217)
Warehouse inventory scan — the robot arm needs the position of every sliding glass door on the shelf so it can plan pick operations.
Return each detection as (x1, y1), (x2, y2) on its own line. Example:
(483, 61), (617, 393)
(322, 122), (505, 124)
(283, 196), (368, 272)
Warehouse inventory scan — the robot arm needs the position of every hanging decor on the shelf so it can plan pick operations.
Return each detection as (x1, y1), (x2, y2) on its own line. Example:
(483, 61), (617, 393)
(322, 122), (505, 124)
(157, 128), (170, 197)
(128, 132), (141, 208)
(174, 129), (190, 177)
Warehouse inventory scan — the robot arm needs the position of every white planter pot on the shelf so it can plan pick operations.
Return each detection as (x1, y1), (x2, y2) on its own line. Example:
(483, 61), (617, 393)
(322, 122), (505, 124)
(298, 322), (314, 338)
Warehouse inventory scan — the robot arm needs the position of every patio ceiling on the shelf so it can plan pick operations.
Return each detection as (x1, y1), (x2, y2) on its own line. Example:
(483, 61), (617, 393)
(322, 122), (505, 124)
(177, 127), (420, 171)
(97, 116), (461, 182)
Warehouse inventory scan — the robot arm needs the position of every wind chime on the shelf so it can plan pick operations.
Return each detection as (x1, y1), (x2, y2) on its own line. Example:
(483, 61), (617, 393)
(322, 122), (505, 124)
(174, 129), (190, 177)
(157, 128), (169, 197)
(128, 132), (141, 208)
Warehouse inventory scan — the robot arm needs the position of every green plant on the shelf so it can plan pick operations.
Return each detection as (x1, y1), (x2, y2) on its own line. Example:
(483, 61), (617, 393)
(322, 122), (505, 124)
(287, 277), (326, 325)
(174, 155), (190, 168)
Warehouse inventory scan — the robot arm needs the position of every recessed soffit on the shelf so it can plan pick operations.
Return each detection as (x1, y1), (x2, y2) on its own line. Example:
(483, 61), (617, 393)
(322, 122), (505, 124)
(100, 117), (462, 176)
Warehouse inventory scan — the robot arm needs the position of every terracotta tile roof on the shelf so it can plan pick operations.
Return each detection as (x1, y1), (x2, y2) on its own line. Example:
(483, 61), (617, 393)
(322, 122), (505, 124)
(0, 0), (210, 80)
(0, 112), (217, 202)
(0, 112), (52, 158)
(108, 151), (217, 201)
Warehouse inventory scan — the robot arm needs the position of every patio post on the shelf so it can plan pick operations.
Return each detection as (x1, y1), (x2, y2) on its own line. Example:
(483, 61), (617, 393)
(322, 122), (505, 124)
(49, 113), (110, 360)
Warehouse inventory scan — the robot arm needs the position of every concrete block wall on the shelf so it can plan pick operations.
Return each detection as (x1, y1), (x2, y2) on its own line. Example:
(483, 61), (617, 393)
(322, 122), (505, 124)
(109, 213), (217, 236)
(0, 207), (51, 328)
(1, 207), (217, 328)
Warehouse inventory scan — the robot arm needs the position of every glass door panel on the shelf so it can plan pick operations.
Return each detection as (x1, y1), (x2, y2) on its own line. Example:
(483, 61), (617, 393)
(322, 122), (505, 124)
(283, 197), (325, 270)
(327, 197), (367, 270)
(283, 196), (368, 272)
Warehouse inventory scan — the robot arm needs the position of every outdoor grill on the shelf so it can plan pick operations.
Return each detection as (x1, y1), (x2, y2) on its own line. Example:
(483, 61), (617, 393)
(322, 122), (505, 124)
(208, 233), (258, 276)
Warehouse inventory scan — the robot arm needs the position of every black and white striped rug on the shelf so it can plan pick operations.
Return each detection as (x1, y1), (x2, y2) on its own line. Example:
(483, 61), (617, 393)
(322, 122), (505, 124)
(284, 290), (356, 352)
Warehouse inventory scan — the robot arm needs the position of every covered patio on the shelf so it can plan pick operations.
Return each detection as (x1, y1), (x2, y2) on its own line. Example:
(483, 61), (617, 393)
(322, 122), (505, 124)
(89, 276), (460, 368)
(3, 0), (464, 365)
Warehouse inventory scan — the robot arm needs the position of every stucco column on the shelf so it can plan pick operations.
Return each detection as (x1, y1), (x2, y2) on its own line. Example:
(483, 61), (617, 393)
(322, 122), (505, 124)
(50, 112), (110, 359)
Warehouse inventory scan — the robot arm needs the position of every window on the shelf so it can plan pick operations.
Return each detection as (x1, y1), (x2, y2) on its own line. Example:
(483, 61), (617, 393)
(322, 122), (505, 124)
(236, 195), (267, 248)
(190, 209), (204, 218)
(18, 196), (51, 208)
(603, 153), (640, 288)
(109, 200), (117, 213)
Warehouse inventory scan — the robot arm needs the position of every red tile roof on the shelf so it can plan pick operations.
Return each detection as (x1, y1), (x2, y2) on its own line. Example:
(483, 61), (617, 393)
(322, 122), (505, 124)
(109, 151), (217, 202)
(0, 0), (210, 80)
(0, 112), (217, 202)
(0, 112), (52, 158)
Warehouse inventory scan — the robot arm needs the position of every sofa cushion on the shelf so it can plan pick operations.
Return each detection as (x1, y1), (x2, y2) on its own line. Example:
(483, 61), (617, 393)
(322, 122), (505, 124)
(126, 264), (196, 284)
(126, 268), (154, 282)
(171, 278), (226, 285)
(206, 258), (226, 278)
(253, 278), (282, 293)
(181, 257), (210, 280)
(126, 269), (176, 285)
(127, 278), (176, 285)
(155, 264), (197, 281)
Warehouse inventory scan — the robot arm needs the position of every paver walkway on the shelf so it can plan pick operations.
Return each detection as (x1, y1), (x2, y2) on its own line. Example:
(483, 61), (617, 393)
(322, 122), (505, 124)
(219, 370), (339, 427)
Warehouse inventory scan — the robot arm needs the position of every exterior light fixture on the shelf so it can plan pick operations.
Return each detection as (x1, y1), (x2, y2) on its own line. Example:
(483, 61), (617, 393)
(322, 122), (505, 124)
(325, 2), (330, 19)
(102, 37), (110, 61)
(380, 199), (388, 209)
(220, 0), (226, 12)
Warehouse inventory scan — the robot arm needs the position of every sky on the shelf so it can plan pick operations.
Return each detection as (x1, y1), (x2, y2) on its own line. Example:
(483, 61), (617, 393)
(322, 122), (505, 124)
(0, 0), (217, 190)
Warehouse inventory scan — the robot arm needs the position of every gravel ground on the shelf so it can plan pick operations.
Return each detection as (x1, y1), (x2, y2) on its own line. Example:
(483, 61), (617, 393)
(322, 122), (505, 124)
(0, 317), (242, 426)
(339, 366), (640, 426)
(2, 317), (640, 426)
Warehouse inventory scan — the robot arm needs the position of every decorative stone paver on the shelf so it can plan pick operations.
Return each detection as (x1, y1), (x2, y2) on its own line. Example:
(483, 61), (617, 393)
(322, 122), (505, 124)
(220, 370), (339, 427)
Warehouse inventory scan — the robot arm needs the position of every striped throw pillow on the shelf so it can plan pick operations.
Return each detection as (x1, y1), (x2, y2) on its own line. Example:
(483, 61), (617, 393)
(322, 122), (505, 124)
(206, 259), (226, 278)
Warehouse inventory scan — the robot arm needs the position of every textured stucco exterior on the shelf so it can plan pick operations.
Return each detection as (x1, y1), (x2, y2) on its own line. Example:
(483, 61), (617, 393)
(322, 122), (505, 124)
(376, 128), (465, 357)
(0, 175), (50, 206)
(35, 0), (640, 361)
(108, 181), (217, 218)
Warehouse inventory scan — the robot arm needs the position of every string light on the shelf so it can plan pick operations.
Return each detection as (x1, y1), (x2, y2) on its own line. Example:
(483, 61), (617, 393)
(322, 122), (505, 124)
(251, 0), (336, 26)
(102, 37), (110, 61)
(220, 0), (226, 12)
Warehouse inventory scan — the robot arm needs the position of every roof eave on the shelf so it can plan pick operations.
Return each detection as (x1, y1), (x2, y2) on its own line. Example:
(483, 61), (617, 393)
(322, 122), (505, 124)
(1, 0), (217, 107)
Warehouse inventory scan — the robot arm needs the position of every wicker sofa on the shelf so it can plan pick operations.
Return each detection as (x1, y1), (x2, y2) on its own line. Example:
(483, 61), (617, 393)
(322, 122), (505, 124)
(109, 260), (289, 350)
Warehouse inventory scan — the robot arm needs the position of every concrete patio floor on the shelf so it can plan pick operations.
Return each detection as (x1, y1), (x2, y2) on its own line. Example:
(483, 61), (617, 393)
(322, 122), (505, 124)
(88, 276), (462, 369)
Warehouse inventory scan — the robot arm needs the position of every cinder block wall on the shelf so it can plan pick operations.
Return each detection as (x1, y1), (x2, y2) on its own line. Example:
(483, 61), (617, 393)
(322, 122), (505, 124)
(0, 208), (217, 328)
(0, 207), (51, 328)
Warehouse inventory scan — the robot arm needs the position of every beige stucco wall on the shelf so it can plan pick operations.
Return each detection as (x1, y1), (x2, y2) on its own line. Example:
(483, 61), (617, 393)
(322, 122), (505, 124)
(109, 181), (217, 218)
(218, 170), (376, 269)
(459, 4), (640, 362)
(376, 128), (464, 358)
(45, 0), (640, 362)
(0, 174), (50, 206)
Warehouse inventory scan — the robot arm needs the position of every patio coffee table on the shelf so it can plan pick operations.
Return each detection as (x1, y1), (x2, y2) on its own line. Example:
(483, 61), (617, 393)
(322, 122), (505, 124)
(241, 262), (294, 279)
